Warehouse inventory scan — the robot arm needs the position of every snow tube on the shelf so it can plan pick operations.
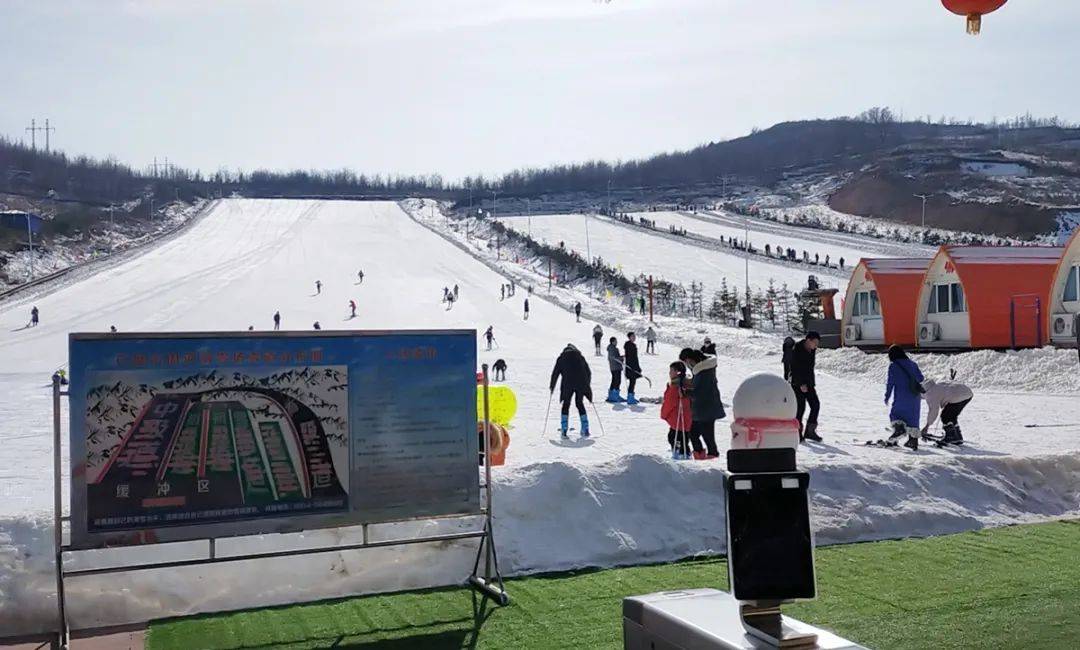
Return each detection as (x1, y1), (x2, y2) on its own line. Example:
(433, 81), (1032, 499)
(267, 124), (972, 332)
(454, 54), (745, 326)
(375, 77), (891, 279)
(477, 421), (510, 466)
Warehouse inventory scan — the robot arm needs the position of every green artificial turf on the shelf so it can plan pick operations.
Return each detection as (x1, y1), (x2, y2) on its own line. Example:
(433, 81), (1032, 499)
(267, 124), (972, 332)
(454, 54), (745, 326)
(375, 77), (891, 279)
(148, 520), (1080, 649)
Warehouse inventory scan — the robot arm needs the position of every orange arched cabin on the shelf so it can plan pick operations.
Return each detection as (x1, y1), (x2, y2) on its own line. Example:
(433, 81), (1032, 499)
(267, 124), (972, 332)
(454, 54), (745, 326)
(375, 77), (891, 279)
(916, 245), (1064, 349)
(842, 258), (932, 347)
(1048, 227), (1080, 345)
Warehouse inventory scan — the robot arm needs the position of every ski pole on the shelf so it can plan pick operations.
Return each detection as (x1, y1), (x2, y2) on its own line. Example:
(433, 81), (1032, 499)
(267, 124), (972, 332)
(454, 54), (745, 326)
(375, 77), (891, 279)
(588, 399), (606, 437)
(541, 391), (554, 438)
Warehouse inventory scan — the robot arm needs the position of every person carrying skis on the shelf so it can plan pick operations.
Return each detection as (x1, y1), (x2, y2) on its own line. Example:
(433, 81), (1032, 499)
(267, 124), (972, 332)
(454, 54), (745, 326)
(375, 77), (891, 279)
(645, 327), (657, 355)
(592, 324), (604, 356)
(788, 331), (822, 442)
(885, 345), (925, 450)
(660, 361), (692, 459)
(315, 280), (322, 295)
(549, 344), (593, 438)
(484, 326), (495, 351)
(523, 298), (530, 320)
(574, 302), (582, 322)
(701, 337), (717, 356)
(920, 379), (973, 445)
(678, 348), (724, 459)
(30, 306), (39, 327)
(349, 300), (357, 318)
(606, 337), (625, 402)
(624, 332), (642, 405)
(273, 311), (281, 331)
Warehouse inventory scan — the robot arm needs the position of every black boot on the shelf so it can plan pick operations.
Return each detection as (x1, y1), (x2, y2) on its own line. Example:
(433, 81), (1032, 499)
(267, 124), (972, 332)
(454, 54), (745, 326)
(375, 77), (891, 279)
(903, 435), (919, 451)
(942, 423), (964, 445)
(886, 421), (907, 446)
(803, 422), (822, 443)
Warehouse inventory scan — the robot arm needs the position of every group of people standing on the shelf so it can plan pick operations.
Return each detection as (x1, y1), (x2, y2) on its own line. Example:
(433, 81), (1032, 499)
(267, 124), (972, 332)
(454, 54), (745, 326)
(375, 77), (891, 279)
(660, 347), (725, 460)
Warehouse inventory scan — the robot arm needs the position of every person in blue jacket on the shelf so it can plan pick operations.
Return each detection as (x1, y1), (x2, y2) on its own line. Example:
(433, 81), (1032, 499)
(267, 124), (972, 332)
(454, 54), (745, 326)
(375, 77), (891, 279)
(884, 344), (924, 451)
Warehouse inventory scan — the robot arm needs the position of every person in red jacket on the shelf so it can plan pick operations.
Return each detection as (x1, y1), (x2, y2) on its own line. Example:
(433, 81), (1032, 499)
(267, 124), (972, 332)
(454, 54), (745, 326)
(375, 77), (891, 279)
(660, 361), (692, 459)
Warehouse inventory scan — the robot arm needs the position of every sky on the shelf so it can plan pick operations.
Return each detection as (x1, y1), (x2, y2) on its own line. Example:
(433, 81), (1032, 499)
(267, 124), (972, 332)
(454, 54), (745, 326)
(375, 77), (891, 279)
(1, 0), (1075, 181)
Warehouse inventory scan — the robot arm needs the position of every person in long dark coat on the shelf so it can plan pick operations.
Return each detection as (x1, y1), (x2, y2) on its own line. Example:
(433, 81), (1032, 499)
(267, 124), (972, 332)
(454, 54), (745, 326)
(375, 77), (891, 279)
(550, 344), (593, 438)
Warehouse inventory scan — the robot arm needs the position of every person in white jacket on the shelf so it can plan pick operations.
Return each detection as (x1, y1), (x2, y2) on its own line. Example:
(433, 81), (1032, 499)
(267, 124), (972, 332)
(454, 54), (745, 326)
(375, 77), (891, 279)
(921, 379), (974, 445)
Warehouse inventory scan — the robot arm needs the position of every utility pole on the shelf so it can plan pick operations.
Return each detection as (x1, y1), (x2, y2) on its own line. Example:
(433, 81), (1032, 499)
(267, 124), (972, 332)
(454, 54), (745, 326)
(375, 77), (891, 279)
(606, 180), (612, 216)
(491, 190), (498, 220)
(25, 119), (42, 150)
(914, 194), (929, 229)
(526, 198), (532, 237)
(744, 208), (751, 324)
(43, 119), (55, 152)
(584, 213), (592, 263)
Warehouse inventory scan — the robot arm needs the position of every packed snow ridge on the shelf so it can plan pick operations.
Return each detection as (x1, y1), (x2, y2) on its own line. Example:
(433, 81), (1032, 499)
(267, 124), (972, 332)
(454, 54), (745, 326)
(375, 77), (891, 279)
(2, 199), (1079, 636)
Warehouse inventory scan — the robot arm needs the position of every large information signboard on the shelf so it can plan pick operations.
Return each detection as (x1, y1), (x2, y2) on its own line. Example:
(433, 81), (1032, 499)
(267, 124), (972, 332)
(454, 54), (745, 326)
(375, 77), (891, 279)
(68, 330), (478, 550)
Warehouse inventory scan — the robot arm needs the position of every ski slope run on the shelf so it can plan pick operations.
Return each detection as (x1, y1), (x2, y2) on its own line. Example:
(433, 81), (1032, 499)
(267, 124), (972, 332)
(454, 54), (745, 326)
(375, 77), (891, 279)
(1, 199), (1078, 636)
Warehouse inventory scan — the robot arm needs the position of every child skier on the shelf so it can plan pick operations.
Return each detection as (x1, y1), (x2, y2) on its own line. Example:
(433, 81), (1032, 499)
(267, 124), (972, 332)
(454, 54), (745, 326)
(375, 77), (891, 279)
(660, 361), (692, 459)
(884, 345), (925, 450)
(484, 326), (495, 350)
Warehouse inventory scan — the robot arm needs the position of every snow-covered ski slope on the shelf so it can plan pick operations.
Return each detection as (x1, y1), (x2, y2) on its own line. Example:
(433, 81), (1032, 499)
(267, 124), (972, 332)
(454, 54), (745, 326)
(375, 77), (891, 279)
(2, 199), (1079, 635)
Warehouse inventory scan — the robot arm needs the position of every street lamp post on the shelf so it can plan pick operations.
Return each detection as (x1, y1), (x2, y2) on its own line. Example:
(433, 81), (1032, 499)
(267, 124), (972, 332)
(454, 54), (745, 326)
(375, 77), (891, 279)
(914, 194), (929, 229)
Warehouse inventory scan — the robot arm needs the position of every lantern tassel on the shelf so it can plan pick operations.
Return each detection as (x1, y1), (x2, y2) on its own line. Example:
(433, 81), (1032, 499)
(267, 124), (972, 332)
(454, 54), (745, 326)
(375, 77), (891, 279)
(966, 13), (982, 35)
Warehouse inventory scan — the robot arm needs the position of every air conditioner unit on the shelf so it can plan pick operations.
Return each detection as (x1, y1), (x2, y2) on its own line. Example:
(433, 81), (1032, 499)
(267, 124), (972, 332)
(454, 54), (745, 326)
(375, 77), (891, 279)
(1051, 313), (1076, 338)
(844, 324), (861, 342)
(918, 322), (940, 343)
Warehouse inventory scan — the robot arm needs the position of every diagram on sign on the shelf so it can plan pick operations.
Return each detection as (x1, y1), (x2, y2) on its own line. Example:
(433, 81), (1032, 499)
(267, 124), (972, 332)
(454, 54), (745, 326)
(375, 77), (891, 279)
(83, 366), (349, 532)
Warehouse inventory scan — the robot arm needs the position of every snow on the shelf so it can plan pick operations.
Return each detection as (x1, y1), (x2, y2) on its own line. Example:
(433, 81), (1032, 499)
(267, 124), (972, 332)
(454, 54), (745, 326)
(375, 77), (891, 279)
(2, 199), (1080, 636)
(961, 161), (1032, 177)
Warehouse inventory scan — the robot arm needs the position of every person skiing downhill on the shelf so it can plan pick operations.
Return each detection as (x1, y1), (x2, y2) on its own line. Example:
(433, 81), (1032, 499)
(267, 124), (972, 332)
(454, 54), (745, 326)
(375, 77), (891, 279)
(645, 327), (657, 355)
(789, 332), (822, 442)
(349, 300), (357, 318)
(549, 344), (593, 439)
(273, 311), (281, 331)
(606, 337), (625, 402)
(592, 324), (604, 356)
(315, 280), (322, 295)
(29, 306), (39, 327)
(574, 302), (582, 322)
(885, 345), (925, 450)
(523, 298), (530, 320)
(484, 326), (495, 351)
(921, 379), (973, 445)
(623, 332), (642, 405)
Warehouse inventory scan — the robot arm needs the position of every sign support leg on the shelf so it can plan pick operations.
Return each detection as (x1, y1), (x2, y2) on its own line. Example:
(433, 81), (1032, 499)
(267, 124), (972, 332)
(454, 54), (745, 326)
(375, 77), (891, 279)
(53, 375), (70, 649)
(468, 364), (509, 606)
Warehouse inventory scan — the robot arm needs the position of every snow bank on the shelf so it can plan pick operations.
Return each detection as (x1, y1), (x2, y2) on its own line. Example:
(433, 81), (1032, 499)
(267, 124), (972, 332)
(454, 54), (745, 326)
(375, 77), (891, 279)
(816, 346), (1080, 395)
(5, 451), (1078, 635)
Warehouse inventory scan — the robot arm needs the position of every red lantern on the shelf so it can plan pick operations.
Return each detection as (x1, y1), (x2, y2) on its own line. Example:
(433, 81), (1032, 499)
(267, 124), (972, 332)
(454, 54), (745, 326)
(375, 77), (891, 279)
(942, 0), (1008, 35)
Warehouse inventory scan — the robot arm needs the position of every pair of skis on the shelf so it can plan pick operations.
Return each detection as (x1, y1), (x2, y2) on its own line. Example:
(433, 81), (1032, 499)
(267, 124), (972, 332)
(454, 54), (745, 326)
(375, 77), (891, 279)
(863, 431), (962, 449)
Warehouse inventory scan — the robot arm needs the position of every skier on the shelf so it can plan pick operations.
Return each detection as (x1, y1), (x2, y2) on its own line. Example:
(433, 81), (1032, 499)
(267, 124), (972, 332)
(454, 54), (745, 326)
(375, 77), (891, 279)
(638, 297), (646, 316)
(592, 324), (604, 356)
(645, 327), (657, 355)
(501, 285), (506, 301)
(110, 325), (118, 333)
(313, 321), (321, 330)
(549, 344), (593, 439)
(315, 280), (322, 295)
(921, 379), (973, 445)
(484, 326), (495, 351)
(493, 358), (508, 381)
(606, 337), (625, 402)
(247, 325), (254, 331)
(30, 306), (39, 327)
(454, 284), (459, 300)
(624, 332), (642, 405)
(349, 300), (357, 318)
(574, 302), (582, 322)
(839, 258), (845, 271)
(446, 292), (455, 310)
(358, 269), (365, 284)
(523, 297), (530, 320)
(788, 331), (822, 442)
(443, 287), (450, 302)
(660, 361), (692, 459)
(701, 337), (717, 356)
(885, 345), (925, 450)
(678, 348), (724, 459)
(510, 280), (516, 296)
(273, 311), (281, 331)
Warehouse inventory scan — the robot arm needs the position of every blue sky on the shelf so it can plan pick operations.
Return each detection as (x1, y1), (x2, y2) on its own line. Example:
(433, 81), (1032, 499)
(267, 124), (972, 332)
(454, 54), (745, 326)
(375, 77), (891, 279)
(1, 1), (1073, 180)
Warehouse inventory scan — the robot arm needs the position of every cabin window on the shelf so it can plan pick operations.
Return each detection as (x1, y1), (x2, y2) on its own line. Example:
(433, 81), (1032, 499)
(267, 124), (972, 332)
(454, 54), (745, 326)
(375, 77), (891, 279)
(852, 290), (879, 317)
(928, 282), (966, 314)
(1065, 265), (1079, 303)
